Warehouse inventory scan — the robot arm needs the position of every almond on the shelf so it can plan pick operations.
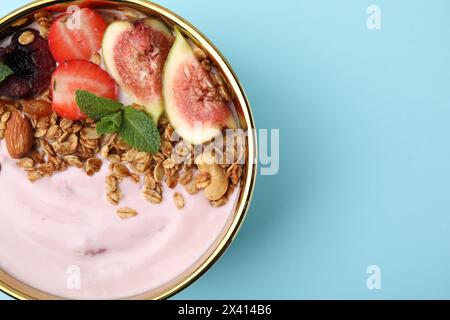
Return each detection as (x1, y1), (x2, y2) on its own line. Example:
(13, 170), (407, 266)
(21, 99), (53, 117)
(5, 111), (34, 159)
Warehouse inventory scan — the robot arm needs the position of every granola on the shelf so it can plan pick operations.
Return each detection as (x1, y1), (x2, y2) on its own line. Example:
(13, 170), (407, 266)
(1, 97), (243, 210)
(173, 192), (185, 210)
(0, 9), (244, 217)
(18, 31), (35, 45)
(116, 207), (138, 220)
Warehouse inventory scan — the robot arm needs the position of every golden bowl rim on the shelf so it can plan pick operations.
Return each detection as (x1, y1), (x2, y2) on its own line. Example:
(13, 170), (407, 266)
(0, 0), (257, 300)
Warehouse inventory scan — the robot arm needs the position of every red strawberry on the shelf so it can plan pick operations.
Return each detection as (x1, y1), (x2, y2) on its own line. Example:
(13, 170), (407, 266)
(51, 60), (118, 120)
(48, 8), (107, 63)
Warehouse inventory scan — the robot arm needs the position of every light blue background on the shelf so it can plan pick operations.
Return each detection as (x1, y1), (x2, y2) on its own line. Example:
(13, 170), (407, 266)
(2, 0), (450, 300)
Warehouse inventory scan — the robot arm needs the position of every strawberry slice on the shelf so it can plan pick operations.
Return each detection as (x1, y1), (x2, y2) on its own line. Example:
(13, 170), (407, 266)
(48, 8), (107, 63)
(51, 60), (118, 120)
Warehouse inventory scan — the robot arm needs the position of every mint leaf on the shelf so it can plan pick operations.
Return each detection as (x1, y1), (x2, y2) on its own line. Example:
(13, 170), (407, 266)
(75, 91), (160, 153)
(106, 110), (123, 127)
(96, 111), (123, 134)
(0, 63), (14, 83)
(119, 106), (160, 154)
(97, 119), (119, 134)
(75, 90), (123, 120)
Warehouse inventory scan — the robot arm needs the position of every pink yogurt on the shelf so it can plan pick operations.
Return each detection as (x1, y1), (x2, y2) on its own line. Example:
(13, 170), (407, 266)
(0, 142), (237, 299)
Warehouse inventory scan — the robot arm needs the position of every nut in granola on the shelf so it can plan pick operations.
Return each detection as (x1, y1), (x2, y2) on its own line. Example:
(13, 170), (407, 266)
(196, 153), (229, 201)
(21, 100), (53, 117)
(4, 111), (34, 159)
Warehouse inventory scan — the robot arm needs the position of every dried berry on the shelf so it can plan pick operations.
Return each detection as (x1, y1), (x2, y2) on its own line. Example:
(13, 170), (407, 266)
(0, 29), (56, 99)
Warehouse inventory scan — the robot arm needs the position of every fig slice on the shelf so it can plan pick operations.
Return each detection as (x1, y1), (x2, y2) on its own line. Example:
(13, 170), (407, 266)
(163, 29), (236, 145)
(102, 18), (174, 122)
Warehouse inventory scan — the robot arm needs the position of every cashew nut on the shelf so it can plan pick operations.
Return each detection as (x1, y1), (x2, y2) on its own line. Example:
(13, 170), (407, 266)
(195, 153), (229, 201)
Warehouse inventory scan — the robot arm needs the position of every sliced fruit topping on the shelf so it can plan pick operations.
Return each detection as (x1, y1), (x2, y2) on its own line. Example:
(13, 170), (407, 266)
(102, 18), (174, 122)
(48, 8), (107, 63)
(51, 60), (118, 120)
(0, 29), (56, 99)
(163, 29), (236, 145)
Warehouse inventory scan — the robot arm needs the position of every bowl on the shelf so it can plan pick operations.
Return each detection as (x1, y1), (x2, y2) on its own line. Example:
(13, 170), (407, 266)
(0, 0), (257, 300)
